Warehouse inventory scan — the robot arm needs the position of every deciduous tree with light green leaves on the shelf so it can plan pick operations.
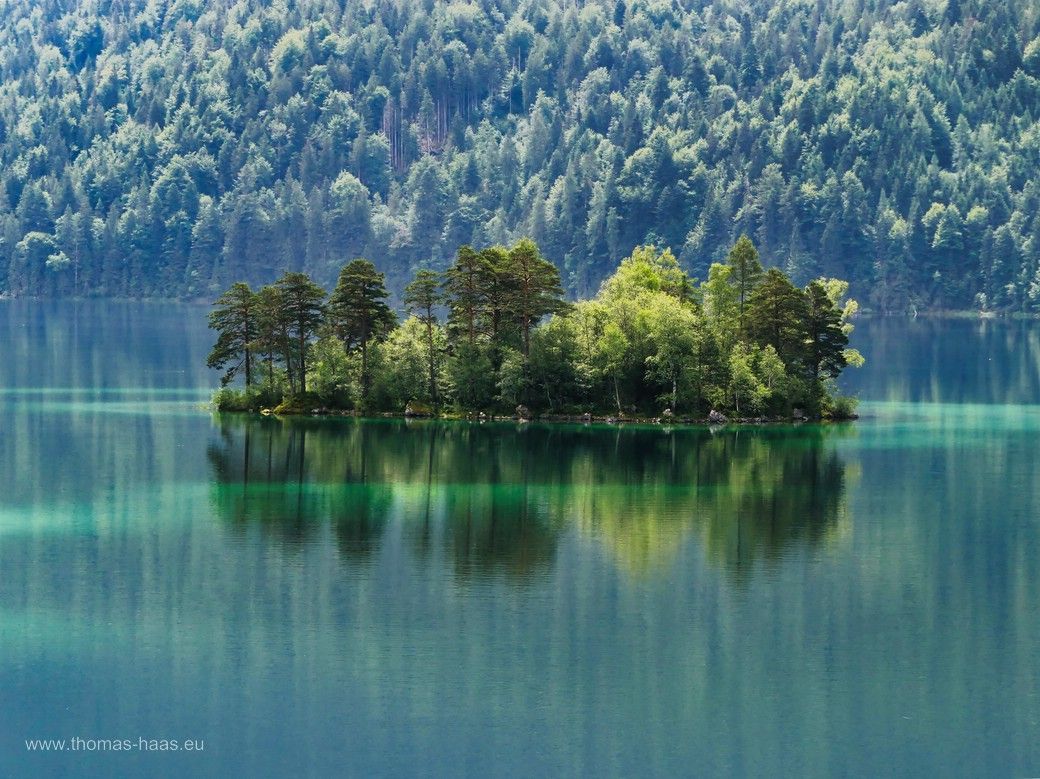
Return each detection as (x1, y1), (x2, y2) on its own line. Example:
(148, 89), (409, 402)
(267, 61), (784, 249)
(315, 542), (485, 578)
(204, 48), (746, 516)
(643, 293), (702, 412)
(404, 268), (444, 408)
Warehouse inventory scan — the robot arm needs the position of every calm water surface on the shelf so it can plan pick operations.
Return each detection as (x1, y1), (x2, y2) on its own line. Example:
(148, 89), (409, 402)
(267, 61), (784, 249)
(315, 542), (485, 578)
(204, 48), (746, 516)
(1, 302), (1039, 777)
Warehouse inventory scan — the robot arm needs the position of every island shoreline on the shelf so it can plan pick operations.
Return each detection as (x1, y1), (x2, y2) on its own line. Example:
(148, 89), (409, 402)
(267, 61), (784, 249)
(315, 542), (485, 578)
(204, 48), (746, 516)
(211, 408), (858, 427)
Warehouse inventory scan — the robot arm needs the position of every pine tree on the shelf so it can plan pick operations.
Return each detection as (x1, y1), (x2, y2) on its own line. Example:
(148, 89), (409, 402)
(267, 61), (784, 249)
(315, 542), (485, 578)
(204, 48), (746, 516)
(746, 268), (808, 364)
(501, 238), (566, 358)
(444, 245), (489, 347)
(802, 280), (849, 381)
(327, 259), (395, 404)
(207, 282), (259, 387)
(273, 272), (326, 396)
(404, 268), (443, 407)
(727, 235), (764, 332)
(254, 284), (288, 390)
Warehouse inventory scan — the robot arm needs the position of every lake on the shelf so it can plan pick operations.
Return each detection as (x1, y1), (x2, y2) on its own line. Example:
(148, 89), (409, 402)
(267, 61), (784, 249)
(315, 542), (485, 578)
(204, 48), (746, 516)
(1, 302), (1039, 777)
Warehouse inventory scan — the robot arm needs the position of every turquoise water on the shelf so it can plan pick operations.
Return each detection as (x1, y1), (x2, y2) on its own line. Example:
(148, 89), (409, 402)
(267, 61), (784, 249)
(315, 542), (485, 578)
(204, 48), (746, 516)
(1, 303), (1039, 777)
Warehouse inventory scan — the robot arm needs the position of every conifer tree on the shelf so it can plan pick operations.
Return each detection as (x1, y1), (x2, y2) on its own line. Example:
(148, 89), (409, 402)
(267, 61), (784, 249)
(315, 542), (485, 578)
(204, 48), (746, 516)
(803, 280), (849, 381)
(207, 282), (258, 387)
(273, 272), (326, 395)
(404, 268), (443, 407)
(745, 268), (808, 365)
(254, 284), (288, 389)
(502, 238), (566, 358)
(328, 259), (395, 404)
(444, 245), (489, 347)
(727, 235), (764, 332)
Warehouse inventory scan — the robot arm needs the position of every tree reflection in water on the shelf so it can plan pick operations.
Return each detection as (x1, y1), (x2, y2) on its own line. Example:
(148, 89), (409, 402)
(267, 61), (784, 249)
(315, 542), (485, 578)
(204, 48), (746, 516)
(207, 417), (855, 579)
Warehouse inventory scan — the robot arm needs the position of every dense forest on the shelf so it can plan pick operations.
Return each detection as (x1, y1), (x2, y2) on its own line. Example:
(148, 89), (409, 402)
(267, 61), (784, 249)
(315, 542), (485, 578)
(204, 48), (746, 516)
(0, 0), (1038, 311)
(208, 237), (862, 419)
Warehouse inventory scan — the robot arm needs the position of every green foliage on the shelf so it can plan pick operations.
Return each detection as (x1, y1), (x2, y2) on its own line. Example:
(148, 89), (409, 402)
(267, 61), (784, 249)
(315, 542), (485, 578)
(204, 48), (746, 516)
(824, 394), (860, 421)
(727, 236), (764, 330)
(745, 269), (809, 364)
(207, 282), (257, 387)
(327, 259), (395, 404)
(273, 271), (326, 395)
(728, 343), (770, 417)
(501, 238), (567, 356)
(593, 320), (631, 413)
(446, 340), (496, 410)
(527, 315), (583, 412)
(212, 382), (283, 412)
(212, 387), (254, 413)
(496, 347), (528, 409)
(308, 335), (355, 409)
(328, 260), (395, 352)
(803, 281), (850, 381)
(443, 246), (488, 347)
(0, 0), (1035, 311)
(643, 293), (702, 411)
(703, 263), (739, 349)
(600, 245), (693, 302)
(210, 237), (862, 418)
(404, 268), (445, 407)
(374, 317), (447, 410)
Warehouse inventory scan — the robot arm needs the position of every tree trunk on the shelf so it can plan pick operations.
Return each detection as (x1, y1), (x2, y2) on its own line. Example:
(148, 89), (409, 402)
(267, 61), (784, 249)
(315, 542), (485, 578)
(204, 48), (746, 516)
(361, 338), (368, 405)
(243, 315), (253, 388)
(284, 349), (296, 396)
(426, 316), (438, 407)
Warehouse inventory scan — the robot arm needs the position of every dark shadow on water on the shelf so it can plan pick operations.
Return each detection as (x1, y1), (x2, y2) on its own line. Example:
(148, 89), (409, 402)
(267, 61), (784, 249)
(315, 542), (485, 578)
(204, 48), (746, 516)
(207, 416), (856, 579)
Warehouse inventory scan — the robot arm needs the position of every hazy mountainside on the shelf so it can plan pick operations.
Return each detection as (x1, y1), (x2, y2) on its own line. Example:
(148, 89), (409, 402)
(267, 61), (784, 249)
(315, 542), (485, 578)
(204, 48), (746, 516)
(0, 0), (1038, 310)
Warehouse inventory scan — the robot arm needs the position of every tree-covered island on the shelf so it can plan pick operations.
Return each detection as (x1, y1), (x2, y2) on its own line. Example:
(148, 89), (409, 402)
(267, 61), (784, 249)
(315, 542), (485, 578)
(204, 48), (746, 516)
(208, 236), (862, 422)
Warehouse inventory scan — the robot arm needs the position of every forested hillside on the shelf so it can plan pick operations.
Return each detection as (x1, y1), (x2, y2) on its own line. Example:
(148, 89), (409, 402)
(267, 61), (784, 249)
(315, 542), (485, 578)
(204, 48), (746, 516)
(1, 0), (1038, 311)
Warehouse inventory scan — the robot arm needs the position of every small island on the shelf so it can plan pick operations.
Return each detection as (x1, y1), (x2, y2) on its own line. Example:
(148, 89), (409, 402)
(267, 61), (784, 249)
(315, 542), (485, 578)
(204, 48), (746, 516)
(207, 236), (863, 423)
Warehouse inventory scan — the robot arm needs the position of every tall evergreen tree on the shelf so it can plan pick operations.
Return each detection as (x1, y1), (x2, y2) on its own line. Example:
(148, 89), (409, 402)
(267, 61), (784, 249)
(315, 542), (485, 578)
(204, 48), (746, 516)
(207, 282), (258, 387)
(404, 268), (443, 407)
(746, 268), (808, 364)
(273, 272), (326, 395)
(444, 245), (489, 347)
(254, 284), (289, 389)
(727, 235), (764, 332)
(802, 280), (849, 381)
(327, 259), (395, 404)
(502, 238), (566, 357)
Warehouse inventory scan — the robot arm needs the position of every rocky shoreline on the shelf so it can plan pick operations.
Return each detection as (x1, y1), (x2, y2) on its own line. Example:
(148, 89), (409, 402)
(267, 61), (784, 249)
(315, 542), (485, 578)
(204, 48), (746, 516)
(246, 403), (857, 426)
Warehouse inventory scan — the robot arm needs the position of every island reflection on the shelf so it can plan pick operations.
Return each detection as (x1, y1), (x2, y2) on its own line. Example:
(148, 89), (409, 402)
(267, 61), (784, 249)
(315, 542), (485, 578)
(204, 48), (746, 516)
(207, 417), (855, 578)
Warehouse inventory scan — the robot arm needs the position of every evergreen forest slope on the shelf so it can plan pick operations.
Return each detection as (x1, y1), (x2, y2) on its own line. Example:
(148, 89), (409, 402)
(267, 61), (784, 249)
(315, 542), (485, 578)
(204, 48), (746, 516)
(1, 0), (1038, 310)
